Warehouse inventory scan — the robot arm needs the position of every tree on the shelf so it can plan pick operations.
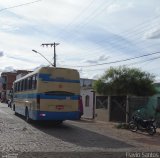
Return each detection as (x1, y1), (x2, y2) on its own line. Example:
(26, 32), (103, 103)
(94, 66), (156, 96)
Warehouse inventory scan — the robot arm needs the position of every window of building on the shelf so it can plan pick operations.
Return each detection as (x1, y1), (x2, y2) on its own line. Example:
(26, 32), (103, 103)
(85, 95), (90, 107)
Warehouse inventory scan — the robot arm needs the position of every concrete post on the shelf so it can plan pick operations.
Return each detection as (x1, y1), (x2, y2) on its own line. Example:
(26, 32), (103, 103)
(126, 95), (129, 123)
(108, 95), (111, 121)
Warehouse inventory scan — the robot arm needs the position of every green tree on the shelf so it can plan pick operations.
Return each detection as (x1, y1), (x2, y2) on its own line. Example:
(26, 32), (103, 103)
(94, 66), (156, 96)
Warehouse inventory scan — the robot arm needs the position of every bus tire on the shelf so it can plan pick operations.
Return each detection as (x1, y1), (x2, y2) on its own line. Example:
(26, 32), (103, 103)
(55, 120), (63, 125)
(25, 108), (30, 123)
(13, 104), (15, 111)
(15, 112), (18, 116)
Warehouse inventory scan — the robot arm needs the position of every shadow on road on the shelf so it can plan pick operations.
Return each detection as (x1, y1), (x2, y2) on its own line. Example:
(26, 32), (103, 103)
(30, 121), (133, 149)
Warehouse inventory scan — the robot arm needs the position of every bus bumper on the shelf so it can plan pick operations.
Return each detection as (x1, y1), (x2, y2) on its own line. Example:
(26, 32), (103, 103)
(32, 111), (81, 121)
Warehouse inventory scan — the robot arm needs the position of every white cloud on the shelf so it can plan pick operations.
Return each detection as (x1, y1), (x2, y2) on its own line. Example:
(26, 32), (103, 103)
(83, 55), (110, 64)
(0, 0), (160, 80)
(144, 28), (160, 39)
(0, 51), (4, 57)
(106, 2), (134, 14)
(0, 66), (15, 73)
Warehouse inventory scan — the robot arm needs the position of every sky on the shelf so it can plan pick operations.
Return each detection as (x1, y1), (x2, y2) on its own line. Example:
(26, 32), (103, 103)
(0, 0), (160, 80)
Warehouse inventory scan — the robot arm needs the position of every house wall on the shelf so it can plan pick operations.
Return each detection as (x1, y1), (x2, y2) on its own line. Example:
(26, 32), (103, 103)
(146, 84), (160, 120)
(95, 109), (109, 122)
(0, 70), (32, 102)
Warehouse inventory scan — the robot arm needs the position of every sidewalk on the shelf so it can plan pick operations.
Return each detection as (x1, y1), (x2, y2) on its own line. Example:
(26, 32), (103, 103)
(73, 118), (160, 151)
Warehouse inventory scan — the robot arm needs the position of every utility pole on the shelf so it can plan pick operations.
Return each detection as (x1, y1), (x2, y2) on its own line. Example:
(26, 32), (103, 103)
(41, 42), (59, 67)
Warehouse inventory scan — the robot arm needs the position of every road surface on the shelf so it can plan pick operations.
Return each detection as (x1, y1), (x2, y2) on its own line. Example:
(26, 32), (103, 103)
(0, 102), (159, 158)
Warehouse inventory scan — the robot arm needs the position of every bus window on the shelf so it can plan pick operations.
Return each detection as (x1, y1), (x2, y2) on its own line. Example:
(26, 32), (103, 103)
(29, 77), (32, 90)
(24, 79), (27, 91)
(18, 82), (20, 92)
(35, 74), (37, 89)
(32, 75), (37, 89)
(21, 80), (24, 91)
(14, 83), (17, 92)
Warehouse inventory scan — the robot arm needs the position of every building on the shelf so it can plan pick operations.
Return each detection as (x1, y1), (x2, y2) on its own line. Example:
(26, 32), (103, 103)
(0, 70), (32, 102)
(80, 78), (95, 119)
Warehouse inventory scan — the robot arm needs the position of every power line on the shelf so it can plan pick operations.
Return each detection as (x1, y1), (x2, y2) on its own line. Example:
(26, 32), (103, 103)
(64, 51), (160, 68)
(56, 0), (160, 45)
(55, 0), (114, 41)
(0, 0), (42, 12)
(54, 0), (96, 40)
(127, 56), (160, 67)
(56, 3), (160, 56)
(78, 55), (160, 72)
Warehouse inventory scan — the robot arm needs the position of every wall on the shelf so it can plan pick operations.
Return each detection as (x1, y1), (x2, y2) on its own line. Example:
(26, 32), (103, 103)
(146, 83), (160, 120)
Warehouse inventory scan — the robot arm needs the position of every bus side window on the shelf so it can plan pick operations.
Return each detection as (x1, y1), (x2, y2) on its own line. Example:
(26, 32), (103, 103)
(20, 81), (22, 91)
(15, 83), (17, 92)
(27, 77), (30, 90)
(29, 77), (33, 90)
(32, 75), (36, 89)
(18, 82), (20, 92)
(24, 79), (27, 91)
(14, 83), (16, 92)
(33, 74), (37, 89)
(22, 80), (24, 91)
(35, 75), (37, 89)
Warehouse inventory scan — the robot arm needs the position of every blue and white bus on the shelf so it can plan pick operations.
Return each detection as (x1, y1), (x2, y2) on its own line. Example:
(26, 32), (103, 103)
(13, 67), (81, 123)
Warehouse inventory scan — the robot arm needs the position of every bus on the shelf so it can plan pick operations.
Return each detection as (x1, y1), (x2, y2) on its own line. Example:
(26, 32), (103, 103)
(12, 67), (81, 123)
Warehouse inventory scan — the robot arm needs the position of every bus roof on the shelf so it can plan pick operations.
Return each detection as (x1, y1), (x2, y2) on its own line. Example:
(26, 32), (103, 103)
(14, 66), (78, 83)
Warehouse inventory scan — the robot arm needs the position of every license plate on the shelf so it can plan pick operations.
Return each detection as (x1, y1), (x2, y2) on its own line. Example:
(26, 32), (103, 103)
(56, 105), (64, 110)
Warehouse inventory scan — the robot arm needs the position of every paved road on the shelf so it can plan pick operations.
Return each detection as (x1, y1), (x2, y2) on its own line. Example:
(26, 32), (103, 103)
(0, 103), (135, 157)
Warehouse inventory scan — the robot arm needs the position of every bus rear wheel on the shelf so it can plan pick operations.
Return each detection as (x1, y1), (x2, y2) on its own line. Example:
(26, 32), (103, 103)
(13, 104), (15, 111)
(25, 108), (30, 123)
(54, 120), (63, 125)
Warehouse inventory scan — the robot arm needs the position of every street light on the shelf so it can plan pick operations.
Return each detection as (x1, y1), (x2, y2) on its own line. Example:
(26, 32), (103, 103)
(32, 49), (54, 67)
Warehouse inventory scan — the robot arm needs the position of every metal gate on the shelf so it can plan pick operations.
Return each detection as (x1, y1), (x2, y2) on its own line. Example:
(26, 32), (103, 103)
(110, 96), (126, 122)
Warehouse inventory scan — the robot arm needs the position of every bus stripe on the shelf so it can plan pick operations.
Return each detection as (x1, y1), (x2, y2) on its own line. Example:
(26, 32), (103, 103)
(39, 74), (80, 83)
(14, 93), (80, 100)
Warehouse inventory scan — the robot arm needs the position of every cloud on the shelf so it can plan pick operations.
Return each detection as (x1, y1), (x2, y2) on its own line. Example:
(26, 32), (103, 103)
(144, 28), (160, 39)
(0, 66), (15, 73)
(99, 55), (110, 61)
(0, 0), (160, 81)
(83, 55), (110, 64)
(32, 64), (47, 71)
(106, 2), (133, 14)
(0, 51), (4, 57)
(84, 59), (98, 64)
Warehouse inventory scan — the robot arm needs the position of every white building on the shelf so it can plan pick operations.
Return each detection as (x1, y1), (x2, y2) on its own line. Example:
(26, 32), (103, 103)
(80, 78), (95, 119)
(80, 78), (109, 122)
